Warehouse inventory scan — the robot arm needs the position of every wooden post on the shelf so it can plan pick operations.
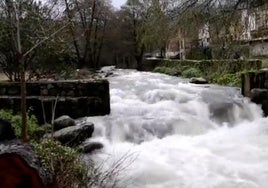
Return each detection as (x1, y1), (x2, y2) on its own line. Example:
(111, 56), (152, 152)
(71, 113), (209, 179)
(241, 71), (255, 97)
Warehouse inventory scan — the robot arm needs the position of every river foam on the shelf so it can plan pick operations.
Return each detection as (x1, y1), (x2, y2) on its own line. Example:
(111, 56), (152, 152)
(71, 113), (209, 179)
(86, 69), (268, 188)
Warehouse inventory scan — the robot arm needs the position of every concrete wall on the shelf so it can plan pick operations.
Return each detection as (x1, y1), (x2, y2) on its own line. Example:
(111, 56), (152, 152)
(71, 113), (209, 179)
(242, 70), (268, 116)
(0, 80), (110, 124)
(250, 41), (268, 57)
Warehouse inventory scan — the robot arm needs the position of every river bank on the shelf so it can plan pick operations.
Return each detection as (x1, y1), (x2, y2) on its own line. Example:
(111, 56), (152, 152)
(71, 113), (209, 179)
(139, 59), (262, 87)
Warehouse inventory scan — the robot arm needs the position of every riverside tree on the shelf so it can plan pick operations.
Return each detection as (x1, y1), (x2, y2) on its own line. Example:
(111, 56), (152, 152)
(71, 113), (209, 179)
(0, 0), (70, 141)
(142, 0), (170, 57)
(60, 0), (112, 69)
(0, 0), (70, 81)
(120, 0), (171, 69)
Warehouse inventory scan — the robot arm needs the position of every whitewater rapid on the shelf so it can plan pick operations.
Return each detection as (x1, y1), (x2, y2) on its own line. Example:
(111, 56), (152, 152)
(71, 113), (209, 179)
(86, 69), (268, 188)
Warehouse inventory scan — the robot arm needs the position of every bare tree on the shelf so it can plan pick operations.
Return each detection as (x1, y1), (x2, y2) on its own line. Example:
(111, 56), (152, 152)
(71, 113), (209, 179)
(61, 0), (112, 69)
(1, 0), (69, 141)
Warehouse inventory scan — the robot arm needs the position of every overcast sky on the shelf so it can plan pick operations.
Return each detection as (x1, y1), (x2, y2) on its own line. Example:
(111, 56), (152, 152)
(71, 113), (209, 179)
(112, 0), (126, 9)
(40, 0), (126, 9)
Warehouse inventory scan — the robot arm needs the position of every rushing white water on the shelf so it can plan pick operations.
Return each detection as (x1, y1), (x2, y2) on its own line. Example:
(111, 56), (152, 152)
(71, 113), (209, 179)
(86, 69), (268, 188)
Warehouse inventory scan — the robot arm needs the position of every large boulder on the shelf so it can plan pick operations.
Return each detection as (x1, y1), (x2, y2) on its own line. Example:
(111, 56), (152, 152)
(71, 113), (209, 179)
(74, 117), (88, 126)
(190, 77), (208, 84)
(79, 142), (103, 154)
(100, 66), (115, 73)
(99, 66), (116, 77)
(53, 115), (75, 131)
(0, 119), (16, 141)
(50, 122), (94, 147)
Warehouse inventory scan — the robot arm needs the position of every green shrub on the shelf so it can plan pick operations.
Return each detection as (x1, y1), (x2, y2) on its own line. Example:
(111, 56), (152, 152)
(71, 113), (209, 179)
(182, 68), (203, 78)
(210, 72), (241, 87)
(34, 139), (88, 188)
(153, 66), (181, 76)
(147, 59), (262, 74)
(34, 139), (126, 188)
(0, 110), (45, 140)
(153, 66), (166, 73)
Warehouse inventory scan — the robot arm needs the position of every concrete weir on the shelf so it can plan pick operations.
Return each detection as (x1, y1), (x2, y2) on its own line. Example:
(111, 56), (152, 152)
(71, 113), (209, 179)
(0, 80), (110, 124)
(242, 70), (268, 115)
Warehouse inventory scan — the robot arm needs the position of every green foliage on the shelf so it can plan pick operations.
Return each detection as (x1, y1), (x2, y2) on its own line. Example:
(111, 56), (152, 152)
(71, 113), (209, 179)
(208, 72), (242, 87)
(34, 139), (88, 188)
(153, 66), (181, 76)
(182, 68), (203, 78)
(146, 59), (262, 75)
(0, 109), (45, 140)
(151, 59), (259, 87)
(34, 139), (125, 188)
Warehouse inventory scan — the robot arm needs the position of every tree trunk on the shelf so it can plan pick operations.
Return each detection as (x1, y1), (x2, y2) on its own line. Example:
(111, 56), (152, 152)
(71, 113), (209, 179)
(0, 140), (55, 188)
(135, 44), (145, 71)
(64, 0), (82, 68)
(20, 56), (28, 142)
(13, 2), (28, 142)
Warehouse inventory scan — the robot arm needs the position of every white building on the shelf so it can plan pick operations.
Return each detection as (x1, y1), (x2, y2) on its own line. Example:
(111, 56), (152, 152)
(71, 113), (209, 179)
(198, 23), (210, 47)
(240, 9), (256, 40)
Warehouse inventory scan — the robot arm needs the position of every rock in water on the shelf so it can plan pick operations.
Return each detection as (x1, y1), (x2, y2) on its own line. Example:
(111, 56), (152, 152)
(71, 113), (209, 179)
(79, 142), (103, 153)
(50, 122), (94, 147)
(0, 119), (16, 141)
(99, 66), (116, 78)
(53, 115), (75, 131)
(190, 77), (208, 84)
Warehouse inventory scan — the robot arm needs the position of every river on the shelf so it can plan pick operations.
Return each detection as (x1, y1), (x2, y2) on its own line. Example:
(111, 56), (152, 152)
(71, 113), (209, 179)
(85, 69), (268, 188)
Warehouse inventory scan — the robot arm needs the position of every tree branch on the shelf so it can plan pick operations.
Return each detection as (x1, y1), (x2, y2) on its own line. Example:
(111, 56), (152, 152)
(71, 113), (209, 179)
(23, 23), (70, 57)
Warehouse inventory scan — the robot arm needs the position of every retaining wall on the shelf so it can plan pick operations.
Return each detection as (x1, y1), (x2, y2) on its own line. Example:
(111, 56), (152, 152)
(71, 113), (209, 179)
(0, 80), (110, 124)
(241, 70), (268, 115)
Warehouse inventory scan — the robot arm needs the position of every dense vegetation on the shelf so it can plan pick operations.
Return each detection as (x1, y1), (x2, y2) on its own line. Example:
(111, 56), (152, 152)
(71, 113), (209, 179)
(152, 59), (261, 86)
(0, 109), (45, 141)
(154, 66), (244, 86)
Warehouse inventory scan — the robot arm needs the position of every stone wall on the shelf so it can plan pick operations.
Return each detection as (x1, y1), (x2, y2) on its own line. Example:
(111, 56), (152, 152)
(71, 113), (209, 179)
(0, 80), (110, 124)
(242, 70), (268, 115)
(250, 41), (268, 57)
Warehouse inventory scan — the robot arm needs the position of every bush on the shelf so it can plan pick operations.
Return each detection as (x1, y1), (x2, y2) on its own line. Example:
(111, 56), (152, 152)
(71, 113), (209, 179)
(153, 66), (166, 73)
(34, 139), (88, 188)
(153, 66), (181, 76)
(182, 68), (203, 78)
(34, 139), (129, 188)
(0, 110), (45, 141)
(209, 72), (242, 87)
